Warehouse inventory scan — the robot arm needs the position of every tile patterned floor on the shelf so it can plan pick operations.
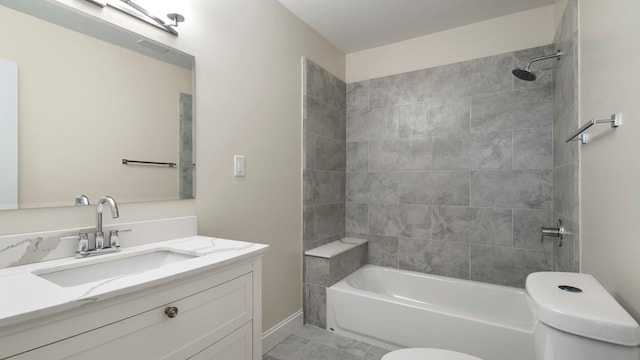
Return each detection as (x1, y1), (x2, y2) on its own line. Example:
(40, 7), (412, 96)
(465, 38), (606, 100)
(263, 325), (391, 360)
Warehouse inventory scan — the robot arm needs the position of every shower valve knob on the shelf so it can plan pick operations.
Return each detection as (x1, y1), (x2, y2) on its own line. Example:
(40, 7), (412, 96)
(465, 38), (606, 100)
(541, 219), (565, 247)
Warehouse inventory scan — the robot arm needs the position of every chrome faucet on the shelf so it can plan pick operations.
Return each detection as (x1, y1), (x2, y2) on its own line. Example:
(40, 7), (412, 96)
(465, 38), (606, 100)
(96, 196), (119, 250)
(60, 195), (129, 258)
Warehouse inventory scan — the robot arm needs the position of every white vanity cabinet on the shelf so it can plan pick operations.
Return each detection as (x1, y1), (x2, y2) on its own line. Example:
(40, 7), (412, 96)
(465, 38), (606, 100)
(0, 259), (263, 360)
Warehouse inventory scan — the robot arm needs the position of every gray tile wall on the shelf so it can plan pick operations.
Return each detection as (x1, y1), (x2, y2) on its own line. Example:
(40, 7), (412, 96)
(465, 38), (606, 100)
(301, 32), (580, 326)
(304, 244), (367, 328)
(179, 93), (194, 199)
(303, 59), (347, 250)
(346, 48), (557, 288)
(552, 0), (580, 272)
(303, 58), (347, 327)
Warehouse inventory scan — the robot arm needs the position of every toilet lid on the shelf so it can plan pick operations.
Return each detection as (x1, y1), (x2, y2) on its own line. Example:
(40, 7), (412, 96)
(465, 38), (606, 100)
(382, 348), (482, 360)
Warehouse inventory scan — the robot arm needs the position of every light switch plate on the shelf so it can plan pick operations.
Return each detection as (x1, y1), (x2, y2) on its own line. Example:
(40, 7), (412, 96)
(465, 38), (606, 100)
(234, 155), (245, 177)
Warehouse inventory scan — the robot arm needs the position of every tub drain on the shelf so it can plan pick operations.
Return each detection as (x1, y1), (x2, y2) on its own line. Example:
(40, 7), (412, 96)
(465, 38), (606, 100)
(559, 285), (582, 293)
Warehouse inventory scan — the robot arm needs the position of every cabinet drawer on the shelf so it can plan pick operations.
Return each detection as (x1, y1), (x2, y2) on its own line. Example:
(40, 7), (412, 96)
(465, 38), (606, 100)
(10, 273), (253, 360)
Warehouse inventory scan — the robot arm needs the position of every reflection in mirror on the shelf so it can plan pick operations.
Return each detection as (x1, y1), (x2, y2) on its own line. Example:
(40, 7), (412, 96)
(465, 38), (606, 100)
(0, 59), (18, 210)
(104, 0), (186, 36)
(0, 0), (195, 210)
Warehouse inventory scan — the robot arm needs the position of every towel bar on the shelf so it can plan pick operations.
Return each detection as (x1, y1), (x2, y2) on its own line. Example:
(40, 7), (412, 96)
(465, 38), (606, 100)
(122, 159), (176, 167)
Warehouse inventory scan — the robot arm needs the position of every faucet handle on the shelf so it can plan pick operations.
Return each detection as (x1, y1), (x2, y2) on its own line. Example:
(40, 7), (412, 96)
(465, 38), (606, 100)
(95, 231), (105, 250)
(78, 233), (90, 254)
(109, 229), (132, 248)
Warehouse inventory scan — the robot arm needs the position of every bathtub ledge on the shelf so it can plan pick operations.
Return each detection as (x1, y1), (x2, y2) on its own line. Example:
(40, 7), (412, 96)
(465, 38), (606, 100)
(304, 238), (367, 259)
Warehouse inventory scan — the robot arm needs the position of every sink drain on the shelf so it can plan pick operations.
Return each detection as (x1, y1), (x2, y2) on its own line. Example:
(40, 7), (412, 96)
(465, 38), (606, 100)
(559, 285), (582, 293)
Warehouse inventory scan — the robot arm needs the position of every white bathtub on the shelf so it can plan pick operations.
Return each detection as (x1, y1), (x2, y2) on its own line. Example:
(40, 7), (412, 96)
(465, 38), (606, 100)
(326, 265), (536, 360)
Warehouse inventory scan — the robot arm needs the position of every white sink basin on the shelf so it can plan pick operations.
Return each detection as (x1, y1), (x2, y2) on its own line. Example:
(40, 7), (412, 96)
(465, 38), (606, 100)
(34, 250), (197, 287)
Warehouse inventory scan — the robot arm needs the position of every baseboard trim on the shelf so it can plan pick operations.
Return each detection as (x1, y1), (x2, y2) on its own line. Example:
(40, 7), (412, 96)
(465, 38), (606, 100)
(262, 310), (304, 354)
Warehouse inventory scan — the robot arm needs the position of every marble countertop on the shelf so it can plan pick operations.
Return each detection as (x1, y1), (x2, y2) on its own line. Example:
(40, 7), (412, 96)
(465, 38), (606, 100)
(0, 236), (268, 329)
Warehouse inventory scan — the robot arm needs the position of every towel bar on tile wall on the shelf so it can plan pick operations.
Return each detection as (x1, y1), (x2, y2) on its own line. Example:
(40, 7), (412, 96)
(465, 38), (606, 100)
(122, 159), (176, 167)
(566, 113), (621, 144)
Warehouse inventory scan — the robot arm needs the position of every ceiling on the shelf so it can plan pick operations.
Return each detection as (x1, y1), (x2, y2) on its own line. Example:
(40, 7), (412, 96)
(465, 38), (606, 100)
(277, 0), (555, 53)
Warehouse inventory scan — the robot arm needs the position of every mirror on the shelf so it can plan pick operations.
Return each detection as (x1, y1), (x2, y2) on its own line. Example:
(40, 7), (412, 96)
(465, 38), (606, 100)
(0, 0), (195, 210)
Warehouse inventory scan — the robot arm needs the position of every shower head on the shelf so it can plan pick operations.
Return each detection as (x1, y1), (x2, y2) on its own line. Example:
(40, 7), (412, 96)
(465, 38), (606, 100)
(512, 50), (563, 81)
(512, 68), (537, 81)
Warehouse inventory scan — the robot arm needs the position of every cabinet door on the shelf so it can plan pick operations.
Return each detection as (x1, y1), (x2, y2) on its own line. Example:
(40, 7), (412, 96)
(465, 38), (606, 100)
(189, 322), (252, 360)
(10, 273), (252, 360)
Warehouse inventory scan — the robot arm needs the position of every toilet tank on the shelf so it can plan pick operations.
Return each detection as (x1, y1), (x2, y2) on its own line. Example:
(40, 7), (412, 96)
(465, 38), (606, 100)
(526, 272), (640, 360)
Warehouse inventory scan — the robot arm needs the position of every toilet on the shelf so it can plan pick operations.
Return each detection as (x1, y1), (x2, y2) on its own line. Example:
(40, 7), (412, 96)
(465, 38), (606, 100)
(381, 348), (481, 360)
(382, 272), (640, 360)
(382, 348), (480, 360)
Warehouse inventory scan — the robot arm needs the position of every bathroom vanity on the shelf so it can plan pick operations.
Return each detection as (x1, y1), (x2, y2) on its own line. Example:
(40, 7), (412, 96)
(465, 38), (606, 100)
(0, 235), (268, 360)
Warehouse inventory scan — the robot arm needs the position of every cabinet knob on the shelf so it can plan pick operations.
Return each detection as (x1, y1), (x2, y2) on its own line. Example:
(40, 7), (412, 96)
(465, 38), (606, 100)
(164, 306), (179, 318)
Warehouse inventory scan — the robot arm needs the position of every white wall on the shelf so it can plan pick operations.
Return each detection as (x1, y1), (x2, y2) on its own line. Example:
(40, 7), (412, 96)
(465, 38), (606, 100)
(553, 0), (569, 30)
(580, 0), (640, 320)
(346, 5), (555, 83)
(0, 0), (344, 333)
(184, 1), (344, 332)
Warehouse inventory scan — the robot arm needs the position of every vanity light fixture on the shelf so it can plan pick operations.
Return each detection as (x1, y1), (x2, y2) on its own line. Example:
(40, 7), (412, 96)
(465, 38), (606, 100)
(120, 0), (184, 35)
(84, 0), (186, 36)
(167, 13), (185, 28)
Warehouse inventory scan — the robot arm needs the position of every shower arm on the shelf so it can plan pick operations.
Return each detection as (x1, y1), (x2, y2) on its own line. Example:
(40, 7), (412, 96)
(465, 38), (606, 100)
(524, 51), (564, 69)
